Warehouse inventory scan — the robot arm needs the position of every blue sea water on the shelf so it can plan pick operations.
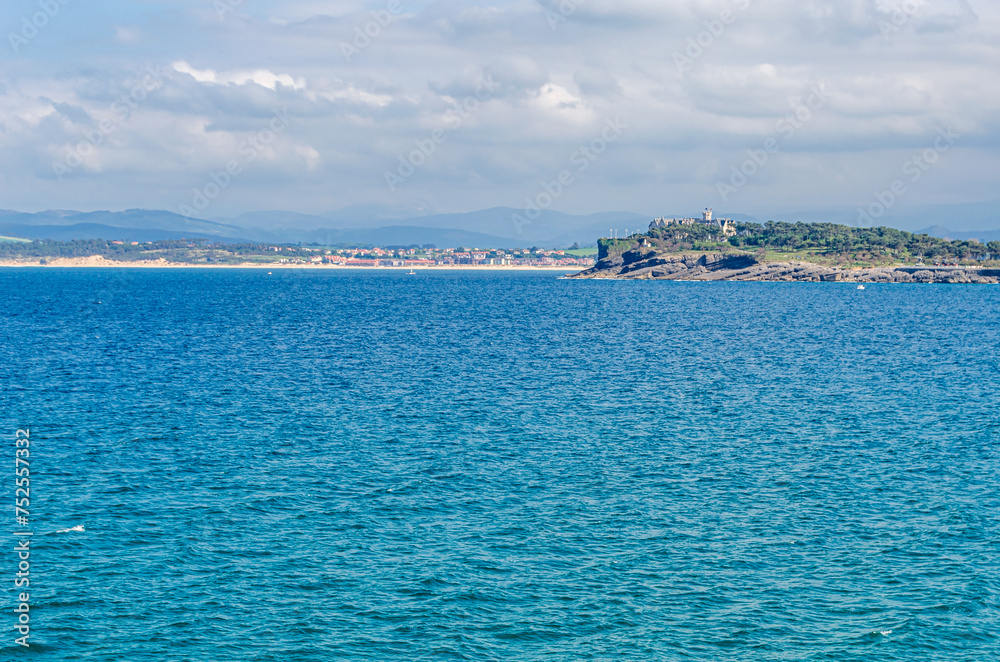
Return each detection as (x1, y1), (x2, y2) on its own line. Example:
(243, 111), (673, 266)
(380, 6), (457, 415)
(1, 268), (998, 661)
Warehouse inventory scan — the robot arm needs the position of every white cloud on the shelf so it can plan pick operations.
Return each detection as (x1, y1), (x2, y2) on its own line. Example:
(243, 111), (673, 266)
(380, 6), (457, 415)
(0, 0), (996, 219)
(530, 83), (591, 124)
(171, 62), (306, 91)
(295, 145), (322, 170)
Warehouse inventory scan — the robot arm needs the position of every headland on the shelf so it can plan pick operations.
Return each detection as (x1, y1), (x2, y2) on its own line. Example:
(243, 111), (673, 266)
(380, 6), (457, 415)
(570, 210), (1000, 284)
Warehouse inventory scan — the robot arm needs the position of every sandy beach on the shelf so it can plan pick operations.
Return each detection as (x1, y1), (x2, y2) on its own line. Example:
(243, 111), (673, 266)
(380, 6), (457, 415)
(0, 255), (583, 270)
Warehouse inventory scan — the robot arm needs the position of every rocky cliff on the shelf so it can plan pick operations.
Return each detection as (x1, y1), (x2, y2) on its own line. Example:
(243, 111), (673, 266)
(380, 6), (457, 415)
(570, 251), (1000, 284)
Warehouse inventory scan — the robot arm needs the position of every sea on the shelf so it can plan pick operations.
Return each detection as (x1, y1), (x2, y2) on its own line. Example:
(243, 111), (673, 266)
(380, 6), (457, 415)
(1, 268), (998, 661)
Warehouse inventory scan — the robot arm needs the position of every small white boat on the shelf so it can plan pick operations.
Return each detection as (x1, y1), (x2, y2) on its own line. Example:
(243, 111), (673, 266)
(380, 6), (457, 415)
(406, 269), (416, 275)
(857, 285), (865, 290)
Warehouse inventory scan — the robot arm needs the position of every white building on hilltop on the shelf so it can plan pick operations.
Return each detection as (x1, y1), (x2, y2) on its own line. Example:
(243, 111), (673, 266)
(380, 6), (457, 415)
(649, 208), (735, 237)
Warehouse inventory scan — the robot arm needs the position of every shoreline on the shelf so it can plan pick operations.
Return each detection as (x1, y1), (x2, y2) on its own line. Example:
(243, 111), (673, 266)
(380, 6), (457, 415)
(0, 256), (583, 271)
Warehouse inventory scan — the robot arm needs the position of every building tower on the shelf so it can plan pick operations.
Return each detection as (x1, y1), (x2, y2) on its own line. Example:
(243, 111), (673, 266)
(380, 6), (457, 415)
(703, 208), (713, 222)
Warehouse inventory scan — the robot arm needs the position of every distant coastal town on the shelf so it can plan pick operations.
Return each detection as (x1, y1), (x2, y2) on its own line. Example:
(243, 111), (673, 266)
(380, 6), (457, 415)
(0, 237), (596, 268)
(272, 245), (593, 268)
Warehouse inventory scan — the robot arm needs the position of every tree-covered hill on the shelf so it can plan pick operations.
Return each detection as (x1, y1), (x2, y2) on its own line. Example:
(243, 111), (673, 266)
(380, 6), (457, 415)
(730, 222), (998, 260)
(600, 221), (1000, 266)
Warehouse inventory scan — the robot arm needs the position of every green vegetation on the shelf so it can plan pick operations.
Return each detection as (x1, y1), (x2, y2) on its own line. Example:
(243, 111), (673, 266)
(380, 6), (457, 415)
(597, 237), (642, 261)
(630, 221), (1000, 267)
(565, 247), (599, 257)
(0, 238), (318, 264)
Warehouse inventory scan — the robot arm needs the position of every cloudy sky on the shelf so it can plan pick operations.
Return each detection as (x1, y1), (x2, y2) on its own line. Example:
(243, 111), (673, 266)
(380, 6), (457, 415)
(1, 0), (997, 224)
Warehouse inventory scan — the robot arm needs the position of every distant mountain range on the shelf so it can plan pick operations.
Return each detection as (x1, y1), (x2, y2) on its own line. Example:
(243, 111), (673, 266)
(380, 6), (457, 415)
(0, 206), (651, 248)
(914, 226), (1000, 243)
(1, 200), (997, 248)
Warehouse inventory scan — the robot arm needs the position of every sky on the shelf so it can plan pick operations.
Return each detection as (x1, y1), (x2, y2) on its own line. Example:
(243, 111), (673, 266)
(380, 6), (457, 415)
(1, 0), (997, 225)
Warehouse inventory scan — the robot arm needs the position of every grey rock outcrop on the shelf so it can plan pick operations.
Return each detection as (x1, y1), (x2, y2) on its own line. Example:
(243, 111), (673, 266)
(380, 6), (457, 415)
(570, 253), (1000, 284)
